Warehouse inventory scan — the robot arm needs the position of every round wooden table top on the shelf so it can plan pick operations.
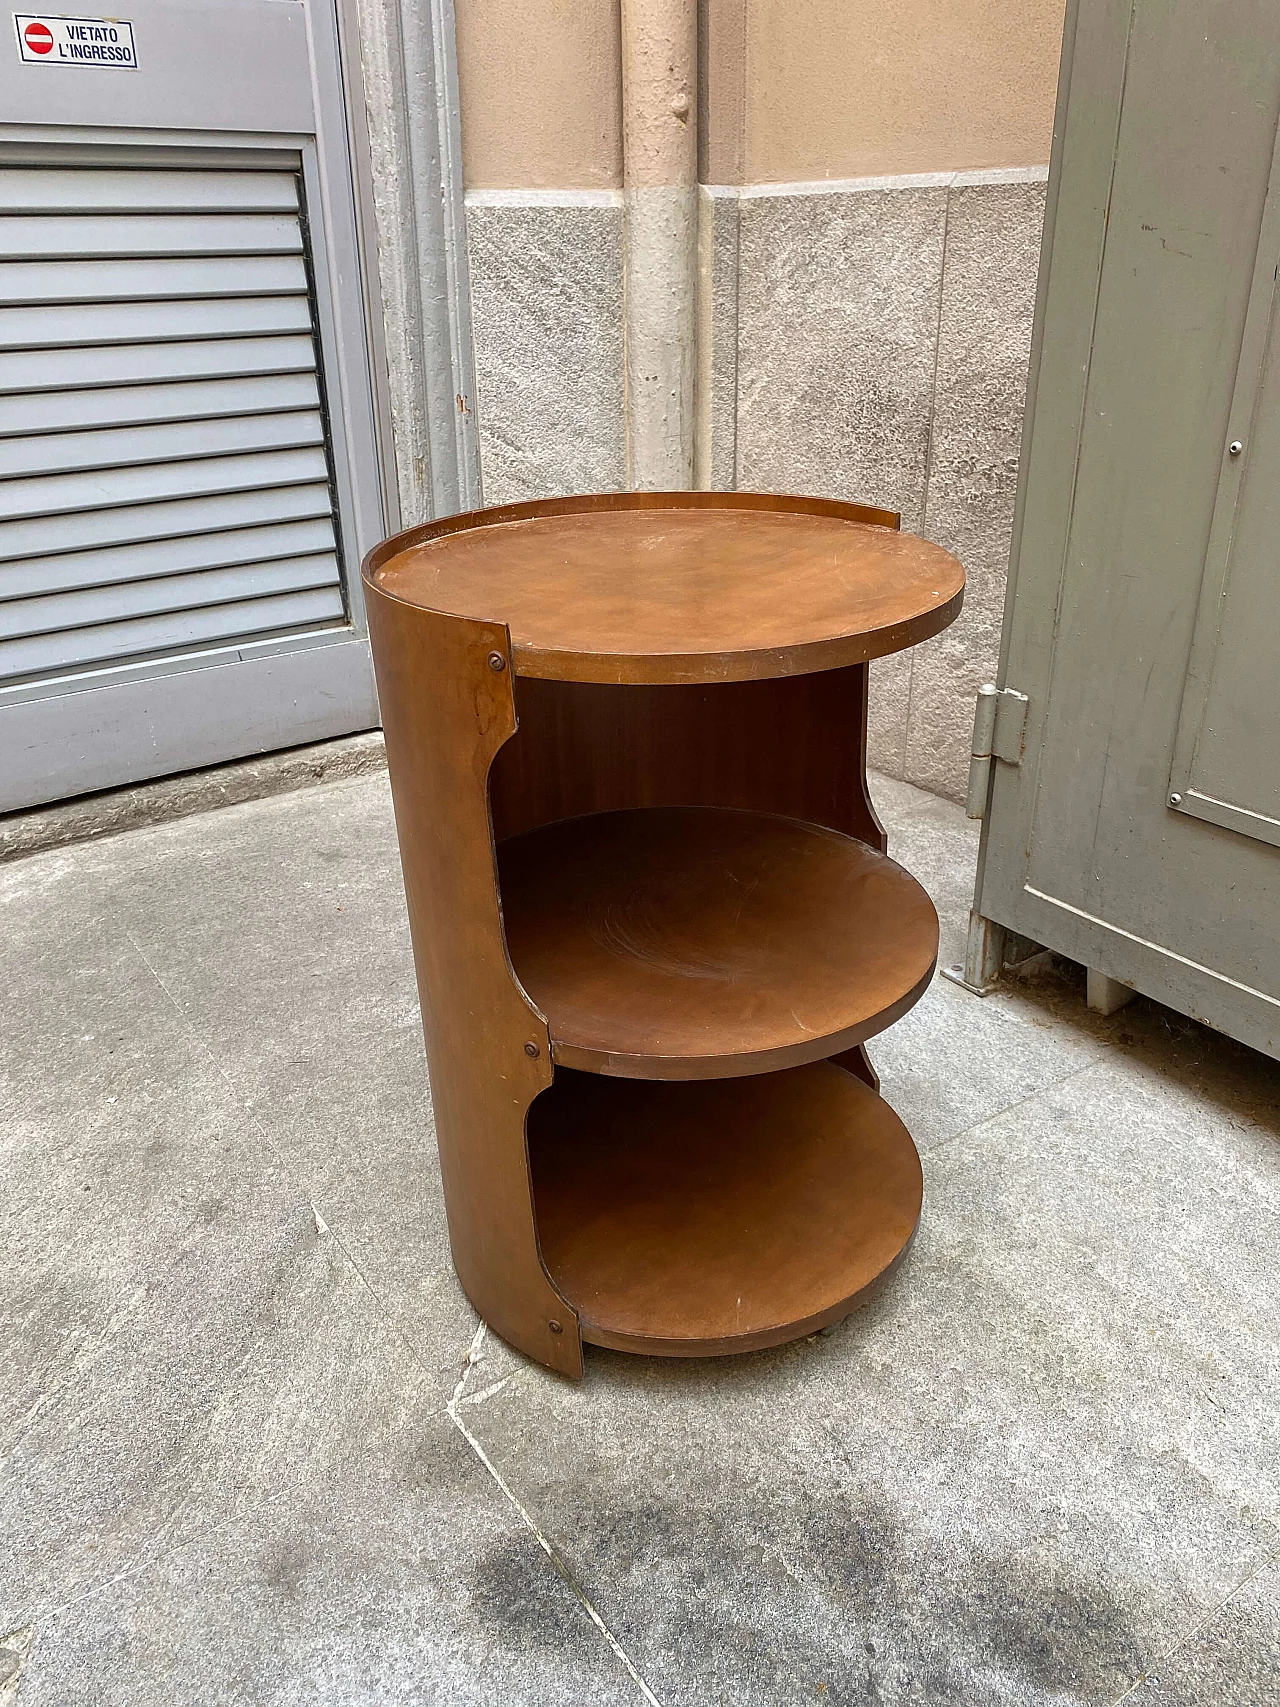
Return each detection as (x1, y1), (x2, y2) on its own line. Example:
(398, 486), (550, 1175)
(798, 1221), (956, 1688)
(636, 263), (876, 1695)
(364, 492), (965, 684)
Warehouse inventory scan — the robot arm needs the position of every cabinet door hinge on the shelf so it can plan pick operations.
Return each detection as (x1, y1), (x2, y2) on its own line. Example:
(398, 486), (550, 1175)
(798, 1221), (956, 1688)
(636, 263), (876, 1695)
(965, 684), (1029, 819)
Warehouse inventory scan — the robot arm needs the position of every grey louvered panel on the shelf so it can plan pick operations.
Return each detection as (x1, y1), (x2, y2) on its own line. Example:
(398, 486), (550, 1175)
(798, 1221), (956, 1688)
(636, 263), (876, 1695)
(0, 482), (334, 562)
(2, 446), (329, 525)
(0, 164), (347, 693)
(0, 586), (346, 684)
(0, 293), (312, 351)
(0, 334), (316, 395)
(0, 410), (325, 479)
(8, 554), (341, 639)
(0, 213), (304, 260)
(0, 253), (308, 305)
(0, 373), (320, 436)
(0, 518), (337, 602)
(0, 169), (299, 215)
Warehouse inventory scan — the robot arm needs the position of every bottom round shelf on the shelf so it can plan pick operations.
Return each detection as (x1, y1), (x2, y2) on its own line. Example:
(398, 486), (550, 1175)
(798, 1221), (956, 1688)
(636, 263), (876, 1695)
(528, 1060), (923, 1357)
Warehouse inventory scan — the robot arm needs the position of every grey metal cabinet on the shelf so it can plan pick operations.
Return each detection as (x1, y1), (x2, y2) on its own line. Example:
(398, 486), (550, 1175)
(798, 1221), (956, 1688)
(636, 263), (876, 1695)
(0, 0), (388, 811)
(968, 0), (1280, 1060)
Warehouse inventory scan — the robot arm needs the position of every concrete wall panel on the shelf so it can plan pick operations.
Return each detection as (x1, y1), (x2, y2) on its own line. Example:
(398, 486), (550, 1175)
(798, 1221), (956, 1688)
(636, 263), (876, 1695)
(466, 197), (626, 504)
(437, 7), (1060, 799)
(906, 177), (1046, 796)
(461, 175), (1046, 797)
(734, 184), (949, 529)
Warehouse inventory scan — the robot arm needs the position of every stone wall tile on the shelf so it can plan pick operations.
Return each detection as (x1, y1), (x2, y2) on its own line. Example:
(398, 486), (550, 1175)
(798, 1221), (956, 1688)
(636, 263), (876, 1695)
(734, 186), (949, 530)
(466, 202), (625, 505)
(907, 180), (1046, 799)
(696, 186), (741, 492)
(868, 651), (913, 780)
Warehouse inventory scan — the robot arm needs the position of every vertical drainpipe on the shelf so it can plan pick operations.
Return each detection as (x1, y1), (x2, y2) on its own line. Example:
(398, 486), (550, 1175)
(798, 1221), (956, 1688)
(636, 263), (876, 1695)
(620, 0), (698, 490)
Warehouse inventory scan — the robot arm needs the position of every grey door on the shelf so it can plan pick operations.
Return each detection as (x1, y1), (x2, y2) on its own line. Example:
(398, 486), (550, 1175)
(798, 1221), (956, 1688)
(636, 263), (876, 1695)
(972, 0), (1280, 1060)
(0, 0), (385, 810)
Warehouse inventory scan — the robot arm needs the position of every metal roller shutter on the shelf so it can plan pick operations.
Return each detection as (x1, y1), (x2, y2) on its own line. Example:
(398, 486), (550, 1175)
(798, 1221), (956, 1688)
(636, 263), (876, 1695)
(0, 164), (347, 689)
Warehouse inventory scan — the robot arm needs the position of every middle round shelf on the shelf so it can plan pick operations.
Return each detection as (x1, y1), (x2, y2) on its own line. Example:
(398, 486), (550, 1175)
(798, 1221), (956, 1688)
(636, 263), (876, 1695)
(498, 805), (939, 1080)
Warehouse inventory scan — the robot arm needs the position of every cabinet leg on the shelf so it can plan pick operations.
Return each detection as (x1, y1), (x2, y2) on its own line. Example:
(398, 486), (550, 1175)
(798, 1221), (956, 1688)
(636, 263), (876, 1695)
(943, 910), (1044, 997)
(942, 910), (1007, 996)
(1087, 969), (1136, 1016)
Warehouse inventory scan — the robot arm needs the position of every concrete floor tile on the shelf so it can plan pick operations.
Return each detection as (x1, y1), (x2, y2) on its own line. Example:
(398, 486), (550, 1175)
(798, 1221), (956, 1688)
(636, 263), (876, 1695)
(5, 757), (1276, 1705)
(13, 1226), (646, 1707)
(0, 907), (305, 1623)
(457, 1035), (1280, 1707)
(2, 1198), (309, 1627)
(1120, 1561), (1280, 1706)
(870, 767), (982, 972)
(871, 768), (1104, 1158)
(1001, 954), (1280, 1134)
(5, 774), (479, 1388)
(450, 1347), (1152, 1706)
(870, 973), (1101, 1154)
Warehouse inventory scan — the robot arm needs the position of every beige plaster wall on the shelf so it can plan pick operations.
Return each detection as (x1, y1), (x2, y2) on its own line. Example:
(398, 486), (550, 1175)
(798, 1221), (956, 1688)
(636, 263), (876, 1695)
(457, 0), (1064, 189)
(734, 0), (1065, 184)
(455, 0), (623, 189)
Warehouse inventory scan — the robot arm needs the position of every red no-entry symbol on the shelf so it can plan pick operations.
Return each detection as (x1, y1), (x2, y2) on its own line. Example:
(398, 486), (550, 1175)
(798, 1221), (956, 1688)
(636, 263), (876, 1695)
(23, 20), (54, 52)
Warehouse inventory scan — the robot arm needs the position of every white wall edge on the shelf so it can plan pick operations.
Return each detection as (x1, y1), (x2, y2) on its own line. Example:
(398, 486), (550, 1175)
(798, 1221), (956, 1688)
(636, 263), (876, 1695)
(721, 164), (1049, 200)
(465, 187), (624, 209)
(952, 164), (1050, 188)
(463, 171), (1048, 210)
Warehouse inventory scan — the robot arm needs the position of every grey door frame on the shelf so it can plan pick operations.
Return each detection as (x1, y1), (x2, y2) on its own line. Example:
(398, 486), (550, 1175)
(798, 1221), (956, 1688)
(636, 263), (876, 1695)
(0, 0), (481, 809)
(965, 0), (1280, 1061)
(340, 0), (482, 525)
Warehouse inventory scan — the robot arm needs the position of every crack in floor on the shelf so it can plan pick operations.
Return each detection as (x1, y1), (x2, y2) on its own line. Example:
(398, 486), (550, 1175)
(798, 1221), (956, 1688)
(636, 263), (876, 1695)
(446, 1324), (666, 1707)
(1106, 1544), (1280, 1706)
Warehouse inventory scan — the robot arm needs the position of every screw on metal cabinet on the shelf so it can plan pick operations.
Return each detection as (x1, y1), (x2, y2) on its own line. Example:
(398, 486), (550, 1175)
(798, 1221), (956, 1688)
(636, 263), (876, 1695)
(524, 1041), (539, 1057)
(1229, 441), (1243, 455)
(487, 651), (506, 671)
(548, 1319), (563, 1334)
(1170, 793), (1182, 805)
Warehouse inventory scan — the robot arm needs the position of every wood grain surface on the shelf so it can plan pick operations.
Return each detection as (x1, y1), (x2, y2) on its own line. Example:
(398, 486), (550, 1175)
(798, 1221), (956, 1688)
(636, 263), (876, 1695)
(499, 806), (939, 1078)
(529, 1062), (924, 1355)
(363, 490), (953, 1375)
(362, 584), (583, 1377)
(489, 665), (886, 851)
(366, 491), (964, 684)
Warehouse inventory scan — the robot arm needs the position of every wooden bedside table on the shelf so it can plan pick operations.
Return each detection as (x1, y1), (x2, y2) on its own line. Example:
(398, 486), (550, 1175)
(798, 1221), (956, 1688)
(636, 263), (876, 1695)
(364, 492), (964, 1379)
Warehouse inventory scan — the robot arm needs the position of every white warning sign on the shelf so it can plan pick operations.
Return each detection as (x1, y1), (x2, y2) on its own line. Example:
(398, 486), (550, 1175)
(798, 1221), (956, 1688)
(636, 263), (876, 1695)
(14, 13), (137, 68)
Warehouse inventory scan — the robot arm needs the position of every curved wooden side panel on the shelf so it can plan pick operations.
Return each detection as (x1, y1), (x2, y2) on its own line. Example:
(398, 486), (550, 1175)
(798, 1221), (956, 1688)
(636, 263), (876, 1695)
(490, 664), (887, 853)
(364, 580), (583, 1378)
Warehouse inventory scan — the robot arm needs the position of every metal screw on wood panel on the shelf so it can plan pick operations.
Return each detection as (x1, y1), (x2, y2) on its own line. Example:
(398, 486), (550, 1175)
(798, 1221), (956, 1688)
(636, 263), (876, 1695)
(1170, 793), (1182, 806)
(524, 1041), (539, 1057)
(548, 1319), (563, 1334)
(487, 651), (506, 671)
(1229, 441), (1243, 456)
